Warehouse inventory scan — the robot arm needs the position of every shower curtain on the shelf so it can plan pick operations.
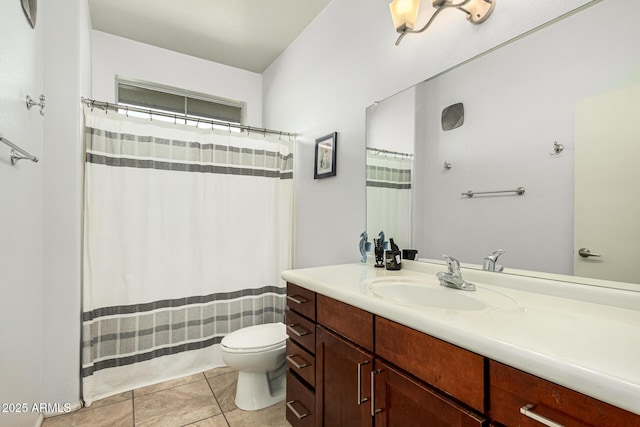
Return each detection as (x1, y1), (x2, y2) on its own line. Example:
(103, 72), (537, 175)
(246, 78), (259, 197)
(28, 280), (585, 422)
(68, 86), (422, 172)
(366, 150), (413, 249)
(81, 107), (294, 405)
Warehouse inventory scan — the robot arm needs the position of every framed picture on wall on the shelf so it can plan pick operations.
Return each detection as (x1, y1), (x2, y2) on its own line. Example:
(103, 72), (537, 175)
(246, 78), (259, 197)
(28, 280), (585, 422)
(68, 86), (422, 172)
(314, 132), (337, 179)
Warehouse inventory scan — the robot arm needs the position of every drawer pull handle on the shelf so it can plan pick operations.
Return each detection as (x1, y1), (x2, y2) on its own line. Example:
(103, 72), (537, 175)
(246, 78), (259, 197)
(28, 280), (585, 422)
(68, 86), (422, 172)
(287, 295), (309, 305)
(357, 360), (370, 405)
(520, 404), (565, 427)
(286, 400), (309, 419)
(286, 354), (310, 370)
(370, 369), (382, 416)
(287, 323), (310, 337)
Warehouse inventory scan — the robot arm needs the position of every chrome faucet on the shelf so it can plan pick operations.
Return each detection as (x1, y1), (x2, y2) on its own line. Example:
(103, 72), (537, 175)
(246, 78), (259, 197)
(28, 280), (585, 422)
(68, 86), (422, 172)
(437, 255), (476, 291)
(483, 249), (506, 272)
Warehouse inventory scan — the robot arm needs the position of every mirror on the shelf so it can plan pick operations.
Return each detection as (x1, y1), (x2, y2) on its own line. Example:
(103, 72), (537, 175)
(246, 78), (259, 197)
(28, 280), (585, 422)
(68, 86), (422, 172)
(366, 1), (640, 288)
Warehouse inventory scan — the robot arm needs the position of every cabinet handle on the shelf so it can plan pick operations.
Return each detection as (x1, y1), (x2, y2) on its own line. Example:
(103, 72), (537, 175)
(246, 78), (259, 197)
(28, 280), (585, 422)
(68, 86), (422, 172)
(370, 369), (382, 416)
(287, 295), (309, 305)
(286, 354), (310, 370)
(520, 404), (566, 427)
(357, 361), (370, 405)
(286, 400), (310, 419)
(286, 323), (310, 337)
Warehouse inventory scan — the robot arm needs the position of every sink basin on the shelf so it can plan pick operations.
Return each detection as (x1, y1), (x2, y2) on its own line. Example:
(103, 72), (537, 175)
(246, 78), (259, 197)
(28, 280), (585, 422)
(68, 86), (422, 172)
(362, 276), (516, 311)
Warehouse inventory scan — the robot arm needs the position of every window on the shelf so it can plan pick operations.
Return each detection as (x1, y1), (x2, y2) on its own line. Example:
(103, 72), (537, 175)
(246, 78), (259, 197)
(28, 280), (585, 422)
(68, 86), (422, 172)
(116, 78), (245, 129)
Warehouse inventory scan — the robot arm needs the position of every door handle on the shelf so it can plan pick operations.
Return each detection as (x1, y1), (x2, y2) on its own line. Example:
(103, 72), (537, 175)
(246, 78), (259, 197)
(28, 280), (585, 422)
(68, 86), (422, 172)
(286, 323), (310, 337)
(357, 360), (370, 405)
(578, 248), (601, 258)
(286, 354), (309, 370)
(520, 404), (565, 427)
(370, 369), (382, 416)
(286, 400), (310, 419)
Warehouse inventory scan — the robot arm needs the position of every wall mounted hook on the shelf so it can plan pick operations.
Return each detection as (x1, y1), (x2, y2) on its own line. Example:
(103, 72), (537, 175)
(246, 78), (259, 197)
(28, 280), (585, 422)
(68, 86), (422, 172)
(443, 161), (452, 171)
(549, 141), (564, 156)
(26, 94), (45, 116)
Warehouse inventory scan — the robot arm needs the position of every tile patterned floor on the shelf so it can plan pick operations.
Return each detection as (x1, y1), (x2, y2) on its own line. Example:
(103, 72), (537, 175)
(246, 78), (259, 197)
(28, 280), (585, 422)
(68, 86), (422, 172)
(42, 367), (291, 427)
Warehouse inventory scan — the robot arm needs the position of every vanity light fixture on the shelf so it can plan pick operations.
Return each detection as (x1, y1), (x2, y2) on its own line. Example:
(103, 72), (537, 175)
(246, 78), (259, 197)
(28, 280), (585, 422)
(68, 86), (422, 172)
(389, 0), (496, 46)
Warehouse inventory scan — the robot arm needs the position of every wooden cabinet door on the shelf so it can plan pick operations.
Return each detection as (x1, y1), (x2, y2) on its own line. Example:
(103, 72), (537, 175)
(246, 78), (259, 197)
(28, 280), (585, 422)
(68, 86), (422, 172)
(373, 359), (487, 427)
(316, 325), (373, 427)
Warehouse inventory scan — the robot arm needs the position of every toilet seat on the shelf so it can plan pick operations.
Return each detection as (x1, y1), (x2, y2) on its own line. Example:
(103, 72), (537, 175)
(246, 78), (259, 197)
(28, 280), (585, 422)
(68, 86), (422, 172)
(221, 322), (286, 353)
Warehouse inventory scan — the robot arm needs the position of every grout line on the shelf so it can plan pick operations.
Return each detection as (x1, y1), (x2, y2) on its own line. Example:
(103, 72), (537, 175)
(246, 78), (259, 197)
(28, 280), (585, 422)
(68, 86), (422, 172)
(131, 393), (136, 427)
(204, 372), (232, 427)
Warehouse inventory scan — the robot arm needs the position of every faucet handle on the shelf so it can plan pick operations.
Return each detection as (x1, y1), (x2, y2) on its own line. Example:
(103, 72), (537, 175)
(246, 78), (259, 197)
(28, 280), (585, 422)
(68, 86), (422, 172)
(442, 254), (461, 275)
(485, 249), (506, 261)
(483, 249), (506, 272)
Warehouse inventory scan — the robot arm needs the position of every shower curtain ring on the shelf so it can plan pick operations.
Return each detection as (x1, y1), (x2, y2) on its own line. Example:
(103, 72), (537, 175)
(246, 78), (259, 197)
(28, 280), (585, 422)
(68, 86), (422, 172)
(125, 105), (129, 117)
(105, 102), (109, 114)
(227, 123), (231, 134)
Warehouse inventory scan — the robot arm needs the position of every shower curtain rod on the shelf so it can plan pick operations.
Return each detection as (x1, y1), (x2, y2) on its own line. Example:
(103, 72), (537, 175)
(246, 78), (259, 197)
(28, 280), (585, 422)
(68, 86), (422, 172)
(80, 97), (296, 138)
(366, 147), (414, 158)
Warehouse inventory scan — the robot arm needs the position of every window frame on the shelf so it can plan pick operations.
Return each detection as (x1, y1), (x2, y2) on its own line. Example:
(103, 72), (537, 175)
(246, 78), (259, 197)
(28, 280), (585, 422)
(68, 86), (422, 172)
(115, 76), (247, 125)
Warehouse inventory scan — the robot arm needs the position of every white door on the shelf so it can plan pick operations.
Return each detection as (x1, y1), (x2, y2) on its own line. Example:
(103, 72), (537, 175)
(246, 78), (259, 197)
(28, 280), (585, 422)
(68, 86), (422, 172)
(574, 84), (640, 283)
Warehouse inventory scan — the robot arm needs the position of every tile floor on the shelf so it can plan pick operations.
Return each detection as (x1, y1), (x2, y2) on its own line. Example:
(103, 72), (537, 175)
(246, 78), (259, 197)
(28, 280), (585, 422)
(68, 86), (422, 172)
(42, 366), (291, 427)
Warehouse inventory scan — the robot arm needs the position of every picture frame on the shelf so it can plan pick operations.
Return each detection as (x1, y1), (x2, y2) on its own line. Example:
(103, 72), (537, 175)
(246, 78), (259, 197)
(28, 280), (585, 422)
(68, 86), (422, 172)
(314, 132), (337, 179)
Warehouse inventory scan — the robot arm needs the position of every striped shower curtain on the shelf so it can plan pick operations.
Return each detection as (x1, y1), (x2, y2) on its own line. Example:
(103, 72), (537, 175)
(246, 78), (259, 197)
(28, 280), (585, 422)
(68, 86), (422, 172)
(366, 150), (413, 249)
(81, 107), (294, 405)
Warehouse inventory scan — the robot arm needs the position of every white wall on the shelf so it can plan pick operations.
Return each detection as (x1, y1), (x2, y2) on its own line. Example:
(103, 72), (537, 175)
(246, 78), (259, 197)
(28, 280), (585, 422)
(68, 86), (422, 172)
(263, 0), (595, 268)
(41, 0), (92, 410)
(91, 31), (263, 127)
(366, 87), (415, 155)
(416, 0), (640, 274)
(0, 1), (90, 425)
(0, 2), (44, 426)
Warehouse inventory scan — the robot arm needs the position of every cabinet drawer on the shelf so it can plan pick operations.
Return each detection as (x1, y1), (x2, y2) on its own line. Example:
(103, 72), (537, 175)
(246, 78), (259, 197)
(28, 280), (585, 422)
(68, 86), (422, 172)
(287, 282), (316, 320)
(287, 339), (315, 388)
(375, 316), (486, 413)
(286, 370), (316, 427)
(316, 294), (374, 352)
(489, 360), (640, 427)
(286, 308), (316, 354)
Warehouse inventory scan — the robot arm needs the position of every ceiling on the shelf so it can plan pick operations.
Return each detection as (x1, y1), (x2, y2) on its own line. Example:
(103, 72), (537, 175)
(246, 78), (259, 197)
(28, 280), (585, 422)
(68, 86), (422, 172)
(88, 0), (333, 74)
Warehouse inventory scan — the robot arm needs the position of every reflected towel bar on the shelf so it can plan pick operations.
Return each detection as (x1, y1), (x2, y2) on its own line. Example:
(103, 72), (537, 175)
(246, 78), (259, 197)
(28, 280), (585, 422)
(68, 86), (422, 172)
(1, 134), (39, 165)
(462, 187), (525, 198)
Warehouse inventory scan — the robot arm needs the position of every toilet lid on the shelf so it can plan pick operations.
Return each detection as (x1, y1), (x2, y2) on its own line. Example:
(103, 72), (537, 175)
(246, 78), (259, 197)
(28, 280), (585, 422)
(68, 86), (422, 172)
(221, 322), (286, 351)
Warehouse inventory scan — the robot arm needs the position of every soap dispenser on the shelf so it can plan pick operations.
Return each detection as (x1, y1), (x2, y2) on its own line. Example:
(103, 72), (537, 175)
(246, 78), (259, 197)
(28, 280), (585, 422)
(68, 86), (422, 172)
(385, 238), (402, 270)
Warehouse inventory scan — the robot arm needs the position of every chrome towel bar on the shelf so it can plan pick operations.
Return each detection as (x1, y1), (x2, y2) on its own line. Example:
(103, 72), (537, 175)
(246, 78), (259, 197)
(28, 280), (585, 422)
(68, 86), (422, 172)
(1, 134), (39, 165)
(461, 187), (525, 198)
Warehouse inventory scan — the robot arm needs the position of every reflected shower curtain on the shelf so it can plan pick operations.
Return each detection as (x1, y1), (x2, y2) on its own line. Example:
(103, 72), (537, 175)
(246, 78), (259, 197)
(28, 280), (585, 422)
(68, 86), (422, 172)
(81, 107), (293, 405)
(366, 150), (412, 249)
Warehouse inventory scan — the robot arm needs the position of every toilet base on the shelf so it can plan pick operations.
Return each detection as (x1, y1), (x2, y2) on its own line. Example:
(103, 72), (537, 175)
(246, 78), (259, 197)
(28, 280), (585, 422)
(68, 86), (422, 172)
(234, 365), (286, 411)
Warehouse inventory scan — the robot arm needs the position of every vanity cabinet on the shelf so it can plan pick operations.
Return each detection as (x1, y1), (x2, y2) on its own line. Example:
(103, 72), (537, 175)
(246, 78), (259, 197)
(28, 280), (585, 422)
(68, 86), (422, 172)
(309, 286), (486, 426)
(489, 360), (640, 427)
(285, 277), (640, 427)
(285, 283), (317, 427)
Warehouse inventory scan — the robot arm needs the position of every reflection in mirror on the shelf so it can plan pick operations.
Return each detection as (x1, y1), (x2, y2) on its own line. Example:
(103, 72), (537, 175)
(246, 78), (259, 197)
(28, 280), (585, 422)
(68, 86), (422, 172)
(366, 1), (640, 288)
(441, 103), (464, 131)
(366, 88), (415, 252)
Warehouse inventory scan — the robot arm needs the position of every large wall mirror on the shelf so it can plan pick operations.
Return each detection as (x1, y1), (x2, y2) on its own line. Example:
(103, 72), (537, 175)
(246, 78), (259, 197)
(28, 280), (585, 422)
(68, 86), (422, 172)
(366, 1), (640, 289)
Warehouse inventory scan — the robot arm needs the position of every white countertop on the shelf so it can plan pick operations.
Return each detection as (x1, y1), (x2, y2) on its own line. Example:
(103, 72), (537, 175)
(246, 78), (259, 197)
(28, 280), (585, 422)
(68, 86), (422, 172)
(281, 260), (640, 415)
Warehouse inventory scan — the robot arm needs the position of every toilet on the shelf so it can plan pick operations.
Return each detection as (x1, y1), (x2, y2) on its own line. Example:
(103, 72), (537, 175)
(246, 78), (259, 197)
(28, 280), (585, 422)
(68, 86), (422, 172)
(220, 322), (287, 411)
